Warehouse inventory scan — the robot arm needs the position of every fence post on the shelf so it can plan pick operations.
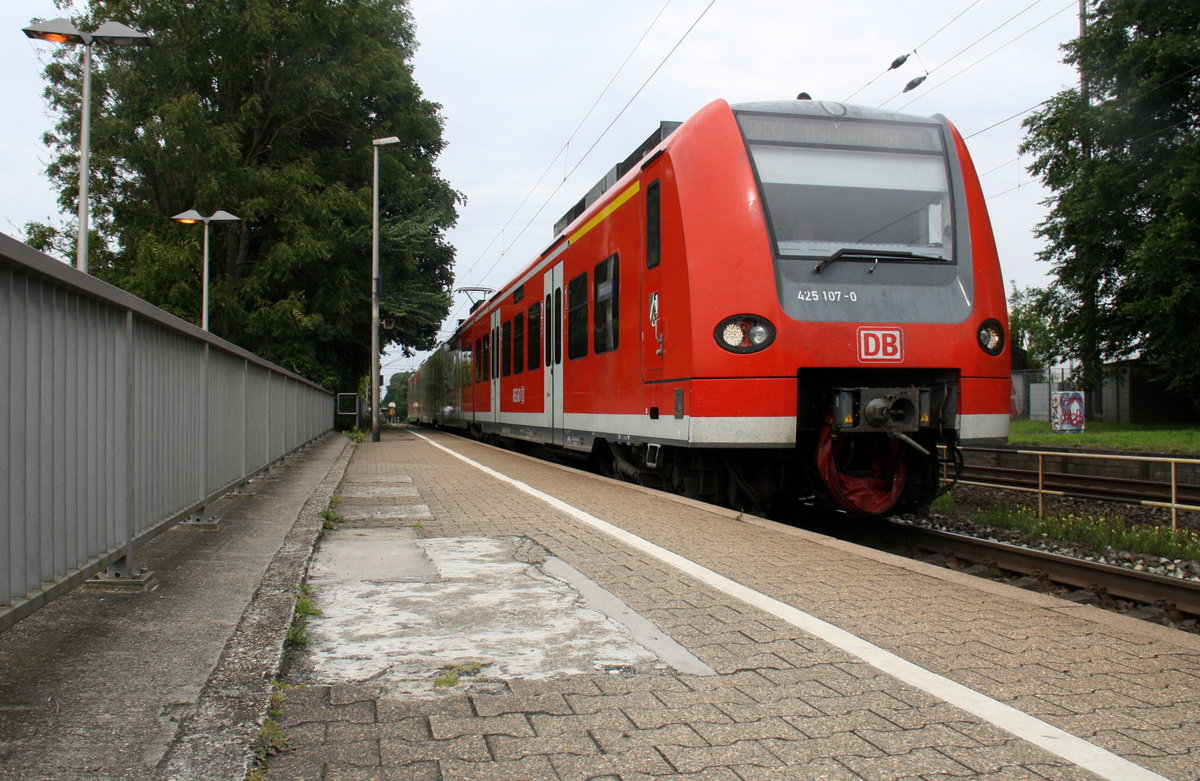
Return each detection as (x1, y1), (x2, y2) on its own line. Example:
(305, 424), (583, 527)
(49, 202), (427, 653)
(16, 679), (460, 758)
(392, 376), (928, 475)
(97, 310), (136, 580)
(1037, 453), (1045, 518)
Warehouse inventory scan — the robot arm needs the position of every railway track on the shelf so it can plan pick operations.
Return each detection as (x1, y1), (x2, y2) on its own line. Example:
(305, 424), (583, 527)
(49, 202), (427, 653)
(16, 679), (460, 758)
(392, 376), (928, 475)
(876, 521), (1200, 623)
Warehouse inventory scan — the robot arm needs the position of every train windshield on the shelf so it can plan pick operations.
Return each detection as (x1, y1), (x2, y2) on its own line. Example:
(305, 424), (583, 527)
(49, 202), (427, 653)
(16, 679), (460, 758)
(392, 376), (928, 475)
(737, 112), (953, 262)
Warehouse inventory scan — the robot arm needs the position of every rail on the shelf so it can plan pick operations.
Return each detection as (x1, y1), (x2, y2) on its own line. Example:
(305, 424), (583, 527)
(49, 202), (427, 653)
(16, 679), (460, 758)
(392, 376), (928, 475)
(1, 233), (333, 631)
(949, 446), (1200, 528)
(884, 522), (1200, 619)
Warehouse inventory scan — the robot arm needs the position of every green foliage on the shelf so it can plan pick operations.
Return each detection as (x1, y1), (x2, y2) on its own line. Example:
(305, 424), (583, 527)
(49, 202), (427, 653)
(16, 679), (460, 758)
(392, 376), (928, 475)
(383, 371), (412, 411)
(29, 0), (460, 394)
(1020, 0), (1200, 403)
(251, 718), (293, 760)
(929, 492), (955, 514)
(319, 505), (345, 530)
(1006, 283), (1056, 370)
(434, 660), (486, 687)
(286, 585), (322, 647)
(971, 505), (1200, 562)
(294, 595), (321, 618)
(1008, 419), (1200, 454)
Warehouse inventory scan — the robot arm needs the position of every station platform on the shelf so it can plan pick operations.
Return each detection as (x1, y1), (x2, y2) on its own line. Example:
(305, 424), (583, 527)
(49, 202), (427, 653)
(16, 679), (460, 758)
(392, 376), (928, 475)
(1, 426), (1197, 780)
(272, 427), (1200, 781)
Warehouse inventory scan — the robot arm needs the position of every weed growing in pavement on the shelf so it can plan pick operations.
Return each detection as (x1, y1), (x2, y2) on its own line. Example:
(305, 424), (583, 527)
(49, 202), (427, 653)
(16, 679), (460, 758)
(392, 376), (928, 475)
(320, 505), (345, 530)
(268, 679), (306, 720)
(286, 588), (321, 647)
(434, 660), (487, 687)
(344, 428), (366, 446)
(251, 717), (293, 760)
(972, 504), (1200, 561)
(294, 592), (321, 619)
(405, 523), (424, 529)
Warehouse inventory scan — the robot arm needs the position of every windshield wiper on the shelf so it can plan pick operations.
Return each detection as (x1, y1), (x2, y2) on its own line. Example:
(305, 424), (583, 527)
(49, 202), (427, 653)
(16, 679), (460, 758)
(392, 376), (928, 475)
(812, 248), (943, 274)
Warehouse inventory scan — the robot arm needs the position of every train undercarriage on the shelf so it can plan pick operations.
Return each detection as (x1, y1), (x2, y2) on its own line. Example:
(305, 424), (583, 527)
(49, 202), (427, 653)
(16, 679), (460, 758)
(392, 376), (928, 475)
(594, 372), (962, 518)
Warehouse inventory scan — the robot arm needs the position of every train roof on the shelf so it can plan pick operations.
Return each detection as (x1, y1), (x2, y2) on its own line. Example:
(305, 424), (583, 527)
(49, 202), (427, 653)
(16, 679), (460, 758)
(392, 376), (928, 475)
(453, 97), (954, 341)
(552, 120), (682, 237)
(552, 99), (946, 239)
(730, 98), (945, 125)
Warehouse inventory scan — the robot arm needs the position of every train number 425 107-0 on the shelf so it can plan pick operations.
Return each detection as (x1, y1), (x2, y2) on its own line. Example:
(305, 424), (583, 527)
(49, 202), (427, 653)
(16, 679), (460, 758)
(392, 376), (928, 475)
(797, 289), (857, 302)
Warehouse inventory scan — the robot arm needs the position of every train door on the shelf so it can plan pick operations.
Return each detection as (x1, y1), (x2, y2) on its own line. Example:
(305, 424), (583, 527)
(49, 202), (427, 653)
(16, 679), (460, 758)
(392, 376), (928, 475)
(543, 262), (565, 445)
(640, 177), (664, 379)
(489, 309), (501, 425)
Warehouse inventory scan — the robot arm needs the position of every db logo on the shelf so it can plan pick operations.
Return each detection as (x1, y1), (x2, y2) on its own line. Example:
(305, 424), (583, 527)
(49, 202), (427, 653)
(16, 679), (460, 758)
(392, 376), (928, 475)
(857, 327), (903, 362)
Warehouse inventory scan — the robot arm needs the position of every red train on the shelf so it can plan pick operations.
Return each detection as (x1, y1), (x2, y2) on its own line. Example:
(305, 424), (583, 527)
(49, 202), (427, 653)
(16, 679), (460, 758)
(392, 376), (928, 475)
(409, 97), (1009, 516)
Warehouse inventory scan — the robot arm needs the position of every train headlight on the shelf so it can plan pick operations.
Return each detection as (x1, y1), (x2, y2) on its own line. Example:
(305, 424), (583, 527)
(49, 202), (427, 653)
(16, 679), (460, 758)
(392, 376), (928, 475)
(715, 315), (776, 353)
(977, 318), (1005, 356)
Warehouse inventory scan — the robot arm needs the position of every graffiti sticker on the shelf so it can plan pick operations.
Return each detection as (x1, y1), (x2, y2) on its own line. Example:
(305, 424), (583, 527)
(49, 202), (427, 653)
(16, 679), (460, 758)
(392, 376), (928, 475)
(1050, 391), (1085, 433)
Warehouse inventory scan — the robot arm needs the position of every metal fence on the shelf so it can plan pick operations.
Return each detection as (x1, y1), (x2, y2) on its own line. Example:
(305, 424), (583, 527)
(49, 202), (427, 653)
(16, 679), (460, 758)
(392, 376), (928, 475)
(1, 233), (333, 631)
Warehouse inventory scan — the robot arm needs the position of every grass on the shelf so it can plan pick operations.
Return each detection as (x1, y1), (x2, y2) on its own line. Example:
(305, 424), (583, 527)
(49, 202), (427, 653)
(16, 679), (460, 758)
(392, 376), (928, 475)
(251, 718), (293, 761)
(320, 505), (346, 530)
(286, 587), (322, 647)
(245, 682), (307, 779)
(434, 661), (487, 687)
(966, 503), (1200, 562)
(1007, 420), (1200, 455)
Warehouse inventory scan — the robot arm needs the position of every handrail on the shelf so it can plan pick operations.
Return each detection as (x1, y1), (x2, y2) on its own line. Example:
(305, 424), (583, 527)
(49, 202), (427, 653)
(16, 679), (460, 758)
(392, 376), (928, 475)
(948, 445), (1200, 527)
(1, 233), (333, 631)
(1014, 449), (1200, 528)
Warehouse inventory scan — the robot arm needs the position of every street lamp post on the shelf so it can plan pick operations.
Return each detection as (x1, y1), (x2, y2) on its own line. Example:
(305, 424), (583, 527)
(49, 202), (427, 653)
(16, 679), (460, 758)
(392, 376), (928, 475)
(172, 210), (241, 331)
(371, 136), (400, 443)
(23, 18), (151, 274)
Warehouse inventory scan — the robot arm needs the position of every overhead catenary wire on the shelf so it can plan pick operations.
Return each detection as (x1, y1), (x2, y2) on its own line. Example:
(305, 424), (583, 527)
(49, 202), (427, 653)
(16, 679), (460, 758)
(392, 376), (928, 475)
(880, 0), (1061, 108)
(451, 0), (677, 289)
(469, 0), (720, 291)
(843, 0), (984, 102)
(893, 1), (1076, 111)
(410, 0), (722, 358)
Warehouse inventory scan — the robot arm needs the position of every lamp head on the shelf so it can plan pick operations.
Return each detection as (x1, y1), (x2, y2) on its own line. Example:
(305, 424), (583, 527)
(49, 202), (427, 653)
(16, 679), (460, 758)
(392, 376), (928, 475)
(23, 18), (86, 45)
(172, 209), (203, 225)
(91, 21), (151, 46)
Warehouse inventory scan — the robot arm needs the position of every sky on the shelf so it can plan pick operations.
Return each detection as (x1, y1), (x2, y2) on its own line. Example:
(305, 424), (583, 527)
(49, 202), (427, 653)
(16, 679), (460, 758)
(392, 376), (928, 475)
(2, 0), (1083, 381)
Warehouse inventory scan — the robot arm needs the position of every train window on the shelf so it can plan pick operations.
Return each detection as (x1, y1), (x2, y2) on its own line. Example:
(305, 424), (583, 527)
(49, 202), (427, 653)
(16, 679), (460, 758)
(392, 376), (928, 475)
(567, 273), (588, 360)
(513, 284), (524, 304)
(646, 181), (661, 269)
(593, 254), (619, 354)
(501, 320), (512, 377)
(461, 338), (473, 388)
(527, 302), (541, 371)
(553, 289), (563, 365)
(736, 113), (953, 263)
(474, 337), (482, 383)
(513, 312), (525, 374)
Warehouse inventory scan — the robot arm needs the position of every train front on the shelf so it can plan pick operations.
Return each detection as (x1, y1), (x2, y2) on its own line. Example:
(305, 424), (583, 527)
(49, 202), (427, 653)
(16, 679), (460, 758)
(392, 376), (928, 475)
(686, 99), (1010, 514)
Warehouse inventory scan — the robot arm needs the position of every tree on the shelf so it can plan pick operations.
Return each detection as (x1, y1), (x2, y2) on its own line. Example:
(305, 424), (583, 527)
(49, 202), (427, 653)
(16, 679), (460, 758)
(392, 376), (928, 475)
(382, 370), (411, 412)
(1020, 0), (1200, 402)
(28, 0), (460, 391)
(1007, 282), (1056, 371)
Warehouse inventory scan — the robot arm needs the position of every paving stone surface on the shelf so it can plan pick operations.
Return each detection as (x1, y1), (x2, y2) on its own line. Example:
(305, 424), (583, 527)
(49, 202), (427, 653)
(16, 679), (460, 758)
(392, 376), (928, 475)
(266, 428), (1200, 780)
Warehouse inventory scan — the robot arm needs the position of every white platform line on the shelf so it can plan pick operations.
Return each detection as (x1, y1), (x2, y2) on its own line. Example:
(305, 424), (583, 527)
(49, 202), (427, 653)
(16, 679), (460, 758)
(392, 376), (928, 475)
(415, 432), (1170, 781)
